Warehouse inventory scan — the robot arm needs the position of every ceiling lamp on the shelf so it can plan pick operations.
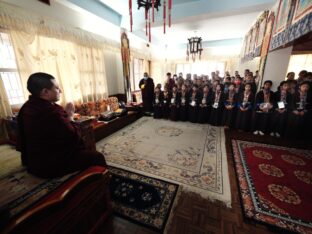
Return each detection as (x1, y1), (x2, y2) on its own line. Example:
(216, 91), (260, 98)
(186, 36), (203, 62)
(129, 0), (172, 42)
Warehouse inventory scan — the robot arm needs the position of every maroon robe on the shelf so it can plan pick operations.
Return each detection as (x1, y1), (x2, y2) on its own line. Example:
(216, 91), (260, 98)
(139, 77), (155, 112)
(17, 96), (106, 178)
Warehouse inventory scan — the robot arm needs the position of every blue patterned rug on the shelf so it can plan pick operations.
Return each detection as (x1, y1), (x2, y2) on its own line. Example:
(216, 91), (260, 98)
(109, 166), (179, 232)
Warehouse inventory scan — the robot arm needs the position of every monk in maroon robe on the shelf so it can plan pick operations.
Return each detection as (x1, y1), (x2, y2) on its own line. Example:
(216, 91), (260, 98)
(17, 72), (106, 178)
(139, 72), (155, 113)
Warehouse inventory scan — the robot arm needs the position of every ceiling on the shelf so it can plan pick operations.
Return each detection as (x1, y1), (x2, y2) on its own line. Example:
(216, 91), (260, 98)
(66, 0), (276, 48)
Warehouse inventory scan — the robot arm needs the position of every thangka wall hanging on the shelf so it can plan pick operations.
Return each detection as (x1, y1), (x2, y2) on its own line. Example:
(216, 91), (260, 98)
(241, 11), (272, 62)
(287, 0), (312, 42)
(270, 0), (312, 51)
(270, 0), (295, 50)
(255, 11), (269, 57)
(274, 0), (293, 35)
(242, 30), (253, 61)
(261, 12), (275, 56)
(249, 25), (258, 55)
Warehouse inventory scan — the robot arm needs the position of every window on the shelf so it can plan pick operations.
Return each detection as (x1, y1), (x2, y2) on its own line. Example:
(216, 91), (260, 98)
(287, 54), (312, 79)
(0, 32), (24, 105)
(131, 58), (144, 91)
(176, 61), (225, 78)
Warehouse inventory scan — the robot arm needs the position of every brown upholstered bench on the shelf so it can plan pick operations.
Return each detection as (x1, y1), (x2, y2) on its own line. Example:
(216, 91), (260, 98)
(2, 166), (111, 234)
(74, 97), (142, 142)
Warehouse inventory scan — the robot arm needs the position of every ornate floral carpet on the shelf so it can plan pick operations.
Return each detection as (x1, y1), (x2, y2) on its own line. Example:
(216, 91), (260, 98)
(109, 166), (179, 232)
(97, 117), (231, 206)
(232, 140), (312, 234)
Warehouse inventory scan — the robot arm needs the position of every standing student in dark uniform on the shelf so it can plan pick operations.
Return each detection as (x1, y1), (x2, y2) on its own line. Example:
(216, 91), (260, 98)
(165, 72), (175, 92)
(188, 84), (201, 123)
(222, 83), (238, 128)
(235, 83), (255, 132)
(286, 81), (312, 139)
(198, 85), (212, 123)
(209, 84), (225, 126)
(270, 81), (292, 137)
(223, 77), (231, 94)
(153, 86), (163, 119)
(139, 72), (155, 114)
(179, 84), (189, 121)
(253, 80), (274, 135)
(169, 85), (180, 121)
(234, 76), (244, 94)
(287, 79), (297, 96)
(162, 86), (171, 119)
(244, 73), (257, 94)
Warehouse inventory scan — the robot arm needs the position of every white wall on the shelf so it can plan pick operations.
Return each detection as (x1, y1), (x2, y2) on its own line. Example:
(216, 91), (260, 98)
(104, 50), (125, 95)
(225, 57), (240, 75)
(238, 57), (261, 75)
(151, 61), (176, 87)
(262, 46), (293, 91)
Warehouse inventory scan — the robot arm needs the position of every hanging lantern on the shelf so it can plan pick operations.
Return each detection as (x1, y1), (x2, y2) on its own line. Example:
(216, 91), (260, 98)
(129, 0), (172, 42)
(186, 36), (203, 62)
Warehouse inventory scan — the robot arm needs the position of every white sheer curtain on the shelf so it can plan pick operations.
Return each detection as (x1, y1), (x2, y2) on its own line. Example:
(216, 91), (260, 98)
(77, 45), (108, 102)
(0, 74), (12, 118)
(0, 2), (111, 105)
(0, 75), (12, 142)
(9, 30), (108, 105)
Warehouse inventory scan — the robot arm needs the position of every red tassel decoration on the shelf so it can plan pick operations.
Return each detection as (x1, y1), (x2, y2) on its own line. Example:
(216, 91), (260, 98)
(129, 0), (132, 32)
(145, 8), (148, 36)
(169, 0), (172, 27)
(152, 0), (155, 22)
(163, 0), (166, 34)
(149, 9), (151, 42)
(186, 43), (189, 61)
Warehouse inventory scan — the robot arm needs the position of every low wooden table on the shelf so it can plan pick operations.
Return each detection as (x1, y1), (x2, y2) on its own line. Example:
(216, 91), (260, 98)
(74, 117), (96, 151)
(92, 111), (140, 142)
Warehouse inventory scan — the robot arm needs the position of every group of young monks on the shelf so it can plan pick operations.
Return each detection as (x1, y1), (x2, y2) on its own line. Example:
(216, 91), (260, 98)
(149, 70), (312, 139)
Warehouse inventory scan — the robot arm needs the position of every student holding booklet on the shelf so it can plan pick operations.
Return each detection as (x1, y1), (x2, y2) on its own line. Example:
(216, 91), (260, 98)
(169, 85), (181, 121)
(235, 83), (255, 132)
(188, 84), (201, 123)
(209, 83), (225, 126)
(270, 81), (292, 137)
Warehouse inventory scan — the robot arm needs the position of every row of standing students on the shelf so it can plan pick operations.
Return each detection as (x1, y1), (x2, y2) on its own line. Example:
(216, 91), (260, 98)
(153, 81), (312, 139)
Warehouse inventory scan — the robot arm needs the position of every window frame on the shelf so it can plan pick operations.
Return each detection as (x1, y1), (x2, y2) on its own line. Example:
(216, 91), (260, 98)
(0, 31), (25, 106)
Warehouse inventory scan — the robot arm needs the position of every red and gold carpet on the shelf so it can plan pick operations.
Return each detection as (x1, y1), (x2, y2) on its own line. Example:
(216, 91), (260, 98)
(232, 140), (312, 234)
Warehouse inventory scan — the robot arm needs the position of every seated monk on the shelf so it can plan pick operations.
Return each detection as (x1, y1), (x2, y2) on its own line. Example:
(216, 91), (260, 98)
(17, 72), (107, 178)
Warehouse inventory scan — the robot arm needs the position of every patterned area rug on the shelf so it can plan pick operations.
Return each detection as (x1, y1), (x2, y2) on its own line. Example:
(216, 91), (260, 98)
(97, 117), (231, 206)
(232, 140), (312, 234)
(109, 167), (179, 232)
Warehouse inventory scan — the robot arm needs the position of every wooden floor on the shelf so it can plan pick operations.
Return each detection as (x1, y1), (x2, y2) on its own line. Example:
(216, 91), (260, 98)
(98, 129), (310, 234)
